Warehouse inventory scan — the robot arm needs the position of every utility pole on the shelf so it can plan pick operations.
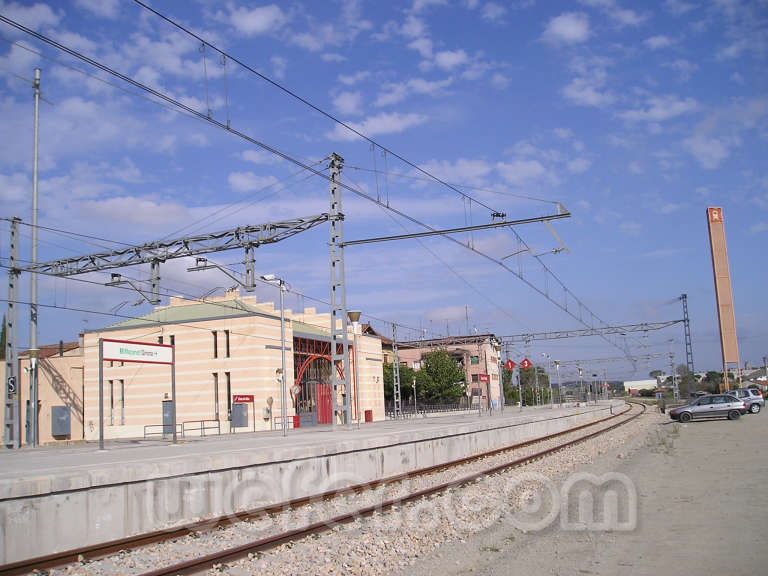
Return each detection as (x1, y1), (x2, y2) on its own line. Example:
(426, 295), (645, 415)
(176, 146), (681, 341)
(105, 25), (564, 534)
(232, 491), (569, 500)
(328, 153), (351, 428)
(29, 68), (41, 447)
(392, 324), (402, 419)
(680, 294), (695, 395)
(578, 366), (583, 403)
(669, 341), (679, 402)
(4, 218), (21, 449)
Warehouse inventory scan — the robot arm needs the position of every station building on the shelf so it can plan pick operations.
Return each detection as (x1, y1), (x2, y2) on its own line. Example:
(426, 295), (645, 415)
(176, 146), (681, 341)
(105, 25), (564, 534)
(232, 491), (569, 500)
(5, 289), (385, 445)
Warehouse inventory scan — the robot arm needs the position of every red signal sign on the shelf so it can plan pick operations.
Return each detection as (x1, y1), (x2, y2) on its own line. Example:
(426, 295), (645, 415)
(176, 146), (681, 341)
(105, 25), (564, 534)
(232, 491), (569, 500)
(505, 359), (516, 370)
(520, 358), (532, 370)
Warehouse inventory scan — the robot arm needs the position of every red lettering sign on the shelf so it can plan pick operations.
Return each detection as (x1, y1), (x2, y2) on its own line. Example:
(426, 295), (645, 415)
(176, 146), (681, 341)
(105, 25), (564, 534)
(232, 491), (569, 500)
(505, 359), (516, 370)
(520, 358), (532, 370)
(478, 374), (490, 383)
(233, 394), (254, 403)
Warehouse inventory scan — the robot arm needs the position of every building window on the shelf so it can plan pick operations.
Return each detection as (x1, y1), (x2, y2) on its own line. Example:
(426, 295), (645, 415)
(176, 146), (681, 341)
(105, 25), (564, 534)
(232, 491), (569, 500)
(470, 356), (480, 365)
(170, 334), (175, 346)
(225, 372), (231, 416)
(158, 336), (163, 344)
(224, 330), (230, 357)
(120, 380), (125, 425)
(472, 374), (479, 383)
(212, 330), (218, 358)
(213, 373), (219, 421)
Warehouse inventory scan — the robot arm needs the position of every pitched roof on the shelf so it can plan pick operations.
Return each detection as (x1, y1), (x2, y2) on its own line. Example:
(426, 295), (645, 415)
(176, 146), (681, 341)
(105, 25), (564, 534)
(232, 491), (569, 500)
(19, 341), (80, 359)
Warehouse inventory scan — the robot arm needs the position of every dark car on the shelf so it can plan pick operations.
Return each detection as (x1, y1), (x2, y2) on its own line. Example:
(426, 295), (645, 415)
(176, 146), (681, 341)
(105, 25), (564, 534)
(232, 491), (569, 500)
(669, 394), (746, 422)
(727, 388), (764, 414)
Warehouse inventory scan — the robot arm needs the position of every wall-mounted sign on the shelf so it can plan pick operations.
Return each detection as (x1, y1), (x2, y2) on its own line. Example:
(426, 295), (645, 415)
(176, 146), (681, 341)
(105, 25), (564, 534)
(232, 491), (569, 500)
(233, 394), (254, 403)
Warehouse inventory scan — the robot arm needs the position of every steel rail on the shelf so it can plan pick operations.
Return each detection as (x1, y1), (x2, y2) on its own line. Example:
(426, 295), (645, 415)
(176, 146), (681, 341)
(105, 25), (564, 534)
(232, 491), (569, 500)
(138, 403), (645, 576)
(0, 404), (640, 576)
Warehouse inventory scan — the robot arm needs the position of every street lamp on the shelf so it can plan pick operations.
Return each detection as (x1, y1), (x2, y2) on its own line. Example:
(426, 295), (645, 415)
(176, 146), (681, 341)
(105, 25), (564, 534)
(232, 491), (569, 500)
(261, 274), (288, 437)
(347, 310), (362, 428)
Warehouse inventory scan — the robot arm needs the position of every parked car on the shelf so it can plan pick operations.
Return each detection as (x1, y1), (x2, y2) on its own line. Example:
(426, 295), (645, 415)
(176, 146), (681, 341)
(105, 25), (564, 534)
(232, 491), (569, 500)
(727, 388), (764, 414)
(669, 394), (746, 422)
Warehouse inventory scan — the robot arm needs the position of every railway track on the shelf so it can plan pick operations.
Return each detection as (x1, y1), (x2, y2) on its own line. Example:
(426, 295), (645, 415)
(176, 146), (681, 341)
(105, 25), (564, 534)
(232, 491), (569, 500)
(1, 402), (645, 576)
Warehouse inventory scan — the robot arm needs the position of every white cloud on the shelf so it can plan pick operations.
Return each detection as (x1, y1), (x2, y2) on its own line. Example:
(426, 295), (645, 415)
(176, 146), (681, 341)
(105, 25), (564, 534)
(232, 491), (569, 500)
(434, 49), (469, 70)
(0, 172), (30, 205)
(542, 12), (590, 45)
(271, 56), (287, 80)
(228, 172), (280, 193)
(240, 150), (278, 165)
(659, 203), (683, 214)
(620, 95), (698, 122)
(409, 37), (434, 58)
(333, 91), (363, 116)
(376, 77), (453, 106)
(567, 158), (592, 173)
(644, 35), (673, 50)
(321, 53), (347, 62)
(419, 158), (493, 187)
(326, 112), (428, 141)
(491, 73), (510, 89)
(610, 8), (647, 27)
(563, 75), (614, 108)
(683, 135), (730, 169)
(553, 128), (573, 140)
(717, 39), (747, 61)
(496, 159), (548, 186)
(338, 71), (370, 86)
(1, 2), (62, 29)
(222, 5), (287, 36)
(663, 0), (697, 16)
(750, 222), (768, 233)
(628, 161), (643, 174)
(481, 3), (507, 21)
(75, 0), (120, 19)
(663, 59), (698, 81)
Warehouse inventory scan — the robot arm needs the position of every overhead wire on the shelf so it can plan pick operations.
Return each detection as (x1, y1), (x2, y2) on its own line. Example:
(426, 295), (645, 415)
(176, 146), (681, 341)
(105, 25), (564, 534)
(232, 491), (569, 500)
(0, 14), (628, 357)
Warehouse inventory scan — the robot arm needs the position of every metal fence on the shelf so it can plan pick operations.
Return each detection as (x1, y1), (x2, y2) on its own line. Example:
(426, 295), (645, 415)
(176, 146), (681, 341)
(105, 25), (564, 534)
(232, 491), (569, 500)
(385, 402), (474, 419)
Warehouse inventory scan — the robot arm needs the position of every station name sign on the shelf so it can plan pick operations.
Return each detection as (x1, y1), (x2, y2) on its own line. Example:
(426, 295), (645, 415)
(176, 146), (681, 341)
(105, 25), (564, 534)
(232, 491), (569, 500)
(102, 338), (174, 365)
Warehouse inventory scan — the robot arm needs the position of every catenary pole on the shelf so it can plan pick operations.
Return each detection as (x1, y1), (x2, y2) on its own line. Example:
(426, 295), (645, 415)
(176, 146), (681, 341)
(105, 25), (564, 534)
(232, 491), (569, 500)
(29, 68), (41, 447)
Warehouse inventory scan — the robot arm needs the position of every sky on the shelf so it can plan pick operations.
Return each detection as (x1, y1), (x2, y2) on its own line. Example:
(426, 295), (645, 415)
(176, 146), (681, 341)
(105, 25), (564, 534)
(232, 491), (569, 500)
(0, 0), (766, 381)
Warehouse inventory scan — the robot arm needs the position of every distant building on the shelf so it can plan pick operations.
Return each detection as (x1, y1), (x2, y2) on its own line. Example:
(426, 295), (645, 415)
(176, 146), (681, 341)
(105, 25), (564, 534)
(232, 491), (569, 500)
(396, 334), (503, 409)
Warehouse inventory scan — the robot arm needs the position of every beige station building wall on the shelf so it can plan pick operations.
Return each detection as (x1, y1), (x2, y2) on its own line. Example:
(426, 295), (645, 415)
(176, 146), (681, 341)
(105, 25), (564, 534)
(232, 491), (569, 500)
(80, 291), (384, 441)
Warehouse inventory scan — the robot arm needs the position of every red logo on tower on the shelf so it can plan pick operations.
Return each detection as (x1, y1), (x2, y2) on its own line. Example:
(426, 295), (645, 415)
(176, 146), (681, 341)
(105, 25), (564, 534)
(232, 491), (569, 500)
(520, 358), (532, 370)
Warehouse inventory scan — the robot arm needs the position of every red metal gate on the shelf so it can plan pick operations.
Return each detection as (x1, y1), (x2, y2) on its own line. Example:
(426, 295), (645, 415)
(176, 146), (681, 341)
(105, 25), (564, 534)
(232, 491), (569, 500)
(316, 382), (332, 424)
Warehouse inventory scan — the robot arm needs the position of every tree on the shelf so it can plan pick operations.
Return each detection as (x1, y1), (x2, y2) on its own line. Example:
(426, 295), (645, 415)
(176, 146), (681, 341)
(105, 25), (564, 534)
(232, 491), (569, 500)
(518, 366), (550, 405)
(701, 371), (723, 393)
(382, 363), (414, 403)
(649, 369), (663, 379)
(419, 350), (466, 403)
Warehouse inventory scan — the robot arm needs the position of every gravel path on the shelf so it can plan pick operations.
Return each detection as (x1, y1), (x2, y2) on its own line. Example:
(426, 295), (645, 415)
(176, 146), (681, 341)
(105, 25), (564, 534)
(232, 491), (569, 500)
(44, 404), (654, 576)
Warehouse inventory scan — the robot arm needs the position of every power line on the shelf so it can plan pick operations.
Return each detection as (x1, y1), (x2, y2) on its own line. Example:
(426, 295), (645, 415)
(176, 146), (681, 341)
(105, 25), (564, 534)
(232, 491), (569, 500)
(346, 165), (560, 206)
(0, 14), (628, 357)
(130, 0), (504, 216)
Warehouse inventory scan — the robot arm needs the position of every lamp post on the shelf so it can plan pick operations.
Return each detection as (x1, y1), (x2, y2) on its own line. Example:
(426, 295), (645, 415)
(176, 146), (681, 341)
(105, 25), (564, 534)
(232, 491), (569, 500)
(348, 310), (362, 428)
(261, 274), (287, 437)
(578, 366), (583, 404)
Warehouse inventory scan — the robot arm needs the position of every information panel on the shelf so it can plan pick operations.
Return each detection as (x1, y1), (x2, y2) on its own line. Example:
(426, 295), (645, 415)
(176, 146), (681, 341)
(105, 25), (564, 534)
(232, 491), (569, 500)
(102, 338), (173, 365)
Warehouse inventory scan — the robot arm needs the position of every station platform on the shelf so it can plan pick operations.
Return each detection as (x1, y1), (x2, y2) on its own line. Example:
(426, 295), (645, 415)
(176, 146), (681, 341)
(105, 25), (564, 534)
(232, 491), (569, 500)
(0, 401), (620, 564)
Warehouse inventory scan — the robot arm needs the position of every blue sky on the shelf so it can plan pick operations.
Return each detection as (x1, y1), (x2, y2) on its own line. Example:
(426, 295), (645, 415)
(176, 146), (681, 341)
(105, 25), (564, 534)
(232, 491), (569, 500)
(0, 0), (766, 380)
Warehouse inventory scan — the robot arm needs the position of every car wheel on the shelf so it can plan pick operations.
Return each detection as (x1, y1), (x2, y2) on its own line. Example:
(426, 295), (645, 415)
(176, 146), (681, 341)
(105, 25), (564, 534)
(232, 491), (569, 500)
(727, 410), (741, 420)
(749, 403), (761, 414)
(679, 412), (692, 423)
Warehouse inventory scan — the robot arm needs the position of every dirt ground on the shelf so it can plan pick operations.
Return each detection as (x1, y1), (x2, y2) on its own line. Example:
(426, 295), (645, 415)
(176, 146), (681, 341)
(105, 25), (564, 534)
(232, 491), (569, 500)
(407, 408), (768, 576)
